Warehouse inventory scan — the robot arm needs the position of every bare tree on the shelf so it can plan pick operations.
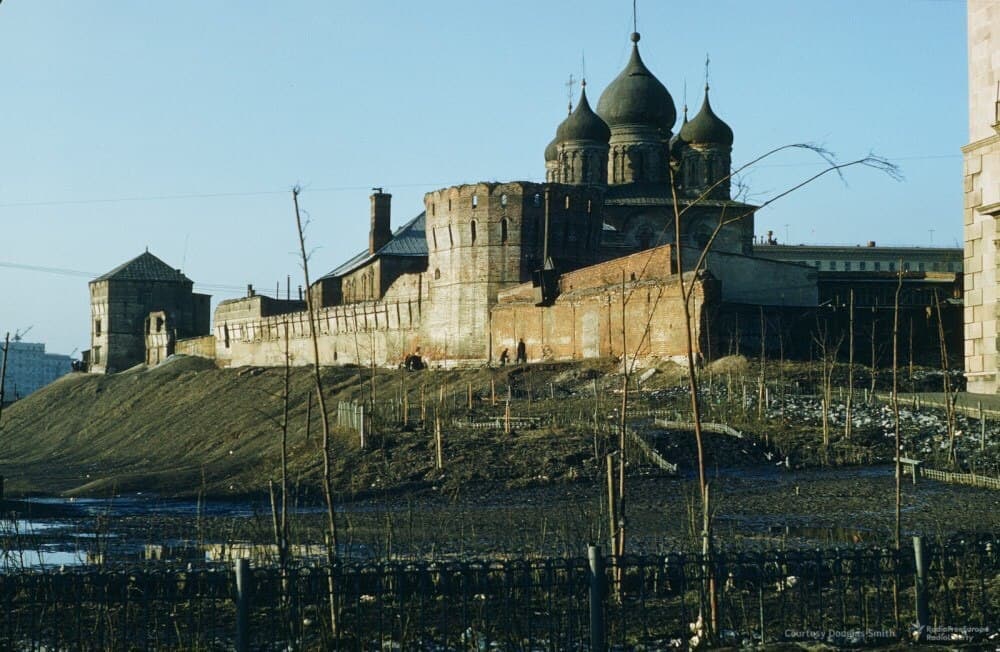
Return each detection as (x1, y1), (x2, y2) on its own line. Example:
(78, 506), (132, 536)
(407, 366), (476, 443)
(845, 289), (855, 439)
(663, 146), (899, 642)
(292, 187), (339, 635)
(933, 290), (957, 465)
(812, 318), (843, 453)
(892, 264), (903, 549)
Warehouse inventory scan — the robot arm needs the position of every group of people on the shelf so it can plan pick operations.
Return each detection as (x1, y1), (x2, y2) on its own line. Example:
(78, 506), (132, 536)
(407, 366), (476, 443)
(498, 338), (527, 366)
(404, 338), (529, 370)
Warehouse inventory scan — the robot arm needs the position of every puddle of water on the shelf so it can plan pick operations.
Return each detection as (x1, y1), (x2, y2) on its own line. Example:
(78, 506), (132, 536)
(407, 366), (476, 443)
(0, 545), (89, 570)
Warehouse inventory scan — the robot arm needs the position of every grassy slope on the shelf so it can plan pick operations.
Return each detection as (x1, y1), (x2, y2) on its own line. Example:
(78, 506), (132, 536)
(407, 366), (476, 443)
(0, 356), (618, 499)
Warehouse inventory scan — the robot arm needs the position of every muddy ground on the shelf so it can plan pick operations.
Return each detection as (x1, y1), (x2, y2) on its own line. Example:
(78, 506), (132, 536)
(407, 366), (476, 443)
(1, 355), (997, 557)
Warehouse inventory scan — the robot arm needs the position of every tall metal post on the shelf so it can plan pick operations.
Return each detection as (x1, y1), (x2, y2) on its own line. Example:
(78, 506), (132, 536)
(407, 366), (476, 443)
(235, 558), (251, 652)
(913, 536), (928, 641)
(588, 545), (606, 652)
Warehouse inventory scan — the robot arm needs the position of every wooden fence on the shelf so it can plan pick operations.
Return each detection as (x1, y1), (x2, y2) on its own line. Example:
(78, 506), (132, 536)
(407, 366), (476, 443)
(920, 467), (1000, 490)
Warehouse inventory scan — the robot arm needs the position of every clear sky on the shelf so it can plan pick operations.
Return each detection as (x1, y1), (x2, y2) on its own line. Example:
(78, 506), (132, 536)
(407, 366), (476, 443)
(0, 1), (968, 356)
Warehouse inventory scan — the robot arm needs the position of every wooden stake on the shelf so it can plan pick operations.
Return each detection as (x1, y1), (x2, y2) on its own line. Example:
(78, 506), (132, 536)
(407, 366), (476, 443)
(467, 382), (473, 410)
(491, 378), (496, 406)
(434, 411), (443, 469)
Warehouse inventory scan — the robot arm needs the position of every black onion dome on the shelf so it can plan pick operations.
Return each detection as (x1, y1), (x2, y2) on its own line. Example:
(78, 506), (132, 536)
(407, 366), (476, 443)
(596, 33), (677, 133)
(556, 87), (611, 143)
(679, 89), (733, 147)
(545, 134), (559, 162)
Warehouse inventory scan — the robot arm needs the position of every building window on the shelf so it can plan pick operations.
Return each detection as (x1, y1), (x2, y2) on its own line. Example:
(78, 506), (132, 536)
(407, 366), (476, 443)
(431, 203), (435, 216)
(889, 261), (896, 271)
(874, 261), (881, 271)
(501, 218), (508, 243)
(859, 262), (866, 271)
(95, 319), (102, 337)
(918, 262), (925, 271)
(93, 346), (102, 364)
(947, 262), (955, 271)
(501, 193), (508, 207)
(472, 194), (478, 208)
(448, 199), (452, 211)
(533, 193), (542, 207)
(432, 228), (438, 250)
(814, 260), (821, 268)
(434, 268), (441, 280)
(223, 324), (230, 348)
(470, 220), (477, 244)
(828, 261), (836, 271)
(564, 195), (570, 209)
(903, 262), (911, 271)
(844, 261), (851, 271)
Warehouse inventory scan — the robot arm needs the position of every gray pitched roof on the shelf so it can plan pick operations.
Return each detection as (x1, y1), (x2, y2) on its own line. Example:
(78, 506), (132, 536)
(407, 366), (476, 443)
(321, 212), (427, 279)
(92, 251), (191, 283)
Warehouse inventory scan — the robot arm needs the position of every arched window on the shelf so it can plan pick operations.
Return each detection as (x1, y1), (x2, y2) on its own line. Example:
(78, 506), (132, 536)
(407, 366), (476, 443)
(533, 193), (542, 207)
(434, 268), (441, 280)
(470, 220), (477, 244)
(472, 194), (478, 208)
(500, 193), (508, 207)
(501, 218), (508, 243)
(564, 195), (570, 210)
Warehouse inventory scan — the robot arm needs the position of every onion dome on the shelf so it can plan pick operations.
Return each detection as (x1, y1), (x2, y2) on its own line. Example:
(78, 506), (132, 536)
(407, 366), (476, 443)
(669, 105), (689, 153)
(556, 86), (611, 142)
(544, 134), (559, 162)
(679, 87), (733, 147)
(596, 33), (677, 133)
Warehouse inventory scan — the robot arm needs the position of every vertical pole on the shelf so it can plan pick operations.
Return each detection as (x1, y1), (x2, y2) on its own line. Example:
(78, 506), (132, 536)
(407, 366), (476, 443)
(235, 558), (250, 652)
(467, 382), (472, 410)
(491, 378), (496, 406)
(913, 536), (928, 641)
(434, 411), (443, 469)
(0, 332), (9, 426)
(588, 545), (607, 652)
(358, 404), (366, 450)
(980, 401), (986, 452)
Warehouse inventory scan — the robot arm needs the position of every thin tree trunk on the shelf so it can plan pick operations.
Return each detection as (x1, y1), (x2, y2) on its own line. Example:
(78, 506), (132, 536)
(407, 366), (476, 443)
(846, 289), (854, 440)
(892, 265), (903, 550)
(933, 291), (956, 465)
(0, 332), (9, 427)
(292, 187), (339, 636)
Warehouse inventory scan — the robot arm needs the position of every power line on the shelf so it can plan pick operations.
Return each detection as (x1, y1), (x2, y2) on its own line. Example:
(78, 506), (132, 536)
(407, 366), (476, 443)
(0, 261), (248, 293)
(0, 182), (448, 210)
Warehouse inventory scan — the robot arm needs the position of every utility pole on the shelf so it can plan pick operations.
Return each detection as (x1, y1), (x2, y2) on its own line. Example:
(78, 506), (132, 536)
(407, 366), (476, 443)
(0, 332), (9, 426)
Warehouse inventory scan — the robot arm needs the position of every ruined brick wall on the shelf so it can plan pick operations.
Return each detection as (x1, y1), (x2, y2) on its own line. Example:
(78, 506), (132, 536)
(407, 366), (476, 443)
(492, 269), (714, 365)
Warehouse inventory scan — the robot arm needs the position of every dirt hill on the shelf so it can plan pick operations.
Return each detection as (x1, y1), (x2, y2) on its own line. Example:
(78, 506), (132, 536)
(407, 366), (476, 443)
(0, 356), (631, 498)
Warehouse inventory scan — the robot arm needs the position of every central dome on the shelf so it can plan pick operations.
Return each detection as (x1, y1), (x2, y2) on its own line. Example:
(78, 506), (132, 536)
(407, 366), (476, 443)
(596, 33), (677, 134)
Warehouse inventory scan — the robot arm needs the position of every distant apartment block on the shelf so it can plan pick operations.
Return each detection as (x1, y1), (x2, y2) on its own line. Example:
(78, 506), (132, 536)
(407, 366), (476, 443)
(0, 340), (72, 403)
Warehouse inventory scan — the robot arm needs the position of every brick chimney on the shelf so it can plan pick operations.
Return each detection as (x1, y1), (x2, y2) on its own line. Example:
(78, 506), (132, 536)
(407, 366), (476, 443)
(370, 188), (392, 254)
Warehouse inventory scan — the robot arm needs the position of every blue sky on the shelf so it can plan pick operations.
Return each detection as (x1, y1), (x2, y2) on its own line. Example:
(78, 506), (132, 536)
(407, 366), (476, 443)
(0, 1), (968, 355)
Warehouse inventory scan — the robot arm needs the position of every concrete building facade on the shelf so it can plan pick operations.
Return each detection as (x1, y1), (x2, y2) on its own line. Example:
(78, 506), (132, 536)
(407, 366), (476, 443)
(964, 0), (1000, 393)
(0, 340), (72, 403)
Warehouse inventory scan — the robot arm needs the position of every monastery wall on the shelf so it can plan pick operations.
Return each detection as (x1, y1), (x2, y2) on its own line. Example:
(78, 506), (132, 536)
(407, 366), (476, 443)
(492, 265), (716, 365)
